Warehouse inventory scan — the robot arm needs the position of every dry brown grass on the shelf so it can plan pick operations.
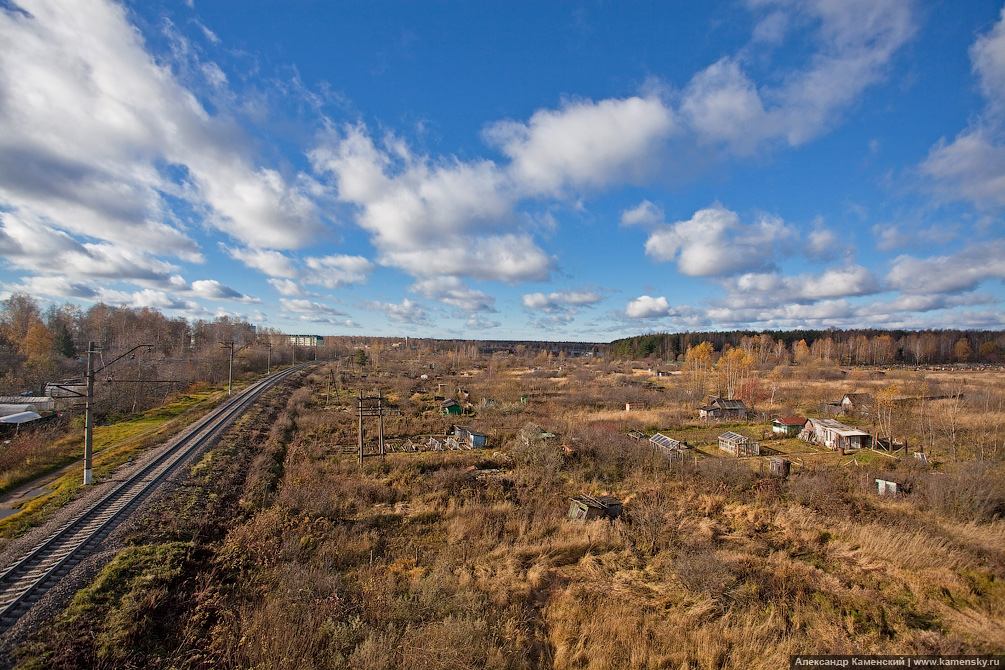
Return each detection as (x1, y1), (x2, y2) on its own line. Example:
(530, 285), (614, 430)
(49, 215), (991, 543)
(13, 361), (1005, 669)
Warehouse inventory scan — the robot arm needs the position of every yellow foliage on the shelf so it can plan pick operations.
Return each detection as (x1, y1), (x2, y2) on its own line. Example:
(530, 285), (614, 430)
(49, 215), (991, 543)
(20, 322), (54, 363)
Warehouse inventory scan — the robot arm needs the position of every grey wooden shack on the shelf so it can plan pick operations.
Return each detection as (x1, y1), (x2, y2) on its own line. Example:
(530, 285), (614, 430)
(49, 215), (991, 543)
(568, 495), (623, 521)
(768, 457), (791, 477)
(699, 396), (749, 421)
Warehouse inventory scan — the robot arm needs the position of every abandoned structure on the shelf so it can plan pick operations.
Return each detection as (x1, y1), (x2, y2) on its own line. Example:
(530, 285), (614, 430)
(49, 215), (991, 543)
(802, 418), (873, 451)
(699, 396), (749, 421)
(568, 495), (623, 521)
(821, 393), (873, 416)
(440, 399), (462, 416)
(841, 393), (873, 415)
(718, 431), (760, 457)
(875, 476), (910, 496)
(453, 425), (487, 448)
(768, 457), (791, 477)
(649, 433), (687, 461)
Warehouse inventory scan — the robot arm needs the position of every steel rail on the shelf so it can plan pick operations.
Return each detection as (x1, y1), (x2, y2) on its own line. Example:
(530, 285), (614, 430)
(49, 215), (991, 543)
(0, 363), (309, 632)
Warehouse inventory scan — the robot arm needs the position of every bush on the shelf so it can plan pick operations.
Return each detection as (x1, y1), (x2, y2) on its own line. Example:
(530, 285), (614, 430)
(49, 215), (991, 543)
(922, 463), (1005, 522)
(696, 457), (757, 492)
(673, 547), (735, 599)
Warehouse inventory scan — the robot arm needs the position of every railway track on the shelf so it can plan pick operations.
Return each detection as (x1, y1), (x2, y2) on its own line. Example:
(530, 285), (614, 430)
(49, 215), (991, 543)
(0, 364), (309, 633)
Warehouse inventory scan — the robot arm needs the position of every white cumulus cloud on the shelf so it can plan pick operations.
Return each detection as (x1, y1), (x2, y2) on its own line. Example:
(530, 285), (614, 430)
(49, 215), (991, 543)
(484, 95), (676, 196)
(625, 295), (671, 319)
(0, 0), (323, 267)
(921, 8), (1005, 210)
(644, 205), (795, 277)
(886, 242), (1005, 295)
(620, 200), (665, 227)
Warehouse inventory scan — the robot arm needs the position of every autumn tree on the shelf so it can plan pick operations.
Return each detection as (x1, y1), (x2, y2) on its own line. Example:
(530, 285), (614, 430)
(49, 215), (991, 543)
(791, 339), (811, 365)
(871, 335), (894, 365)
(954, 338), (973, 363)
(773, 338), (789, 364)
(1, 293), (42, 346)
(873, 383), (901, 447)
(767, 365), (786, 407)
(717, 346), (753, 399)
(979, 341), (1001, 363)
(20, 323), (55, 364)
(682, 341), (714, 401)
(937, 379), (967, 461)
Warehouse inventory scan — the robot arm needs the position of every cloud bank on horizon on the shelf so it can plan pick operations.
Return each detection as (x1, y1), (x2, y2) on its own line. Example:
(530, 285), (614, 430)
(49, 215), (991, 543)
(0, 0), (1003, 340)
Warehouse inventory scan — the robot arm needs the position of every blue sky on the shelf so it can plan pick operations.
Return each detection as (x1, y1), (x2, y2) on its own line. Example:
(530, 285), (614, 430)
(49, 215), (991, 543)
(1, 0), (1004, 341)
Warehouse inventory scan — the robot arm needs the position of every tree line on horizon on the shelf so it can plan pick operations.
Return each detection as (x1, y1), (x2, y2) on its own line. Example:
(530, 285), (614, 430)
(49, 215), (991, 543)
(608, 328), (1005, 366)
(0, 293), (285, 409)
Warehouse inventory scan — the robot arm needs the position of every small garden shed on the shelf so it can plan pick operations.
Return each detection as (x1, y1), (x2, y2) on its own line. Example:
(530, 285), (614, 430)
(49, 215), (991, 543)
(768, 457), (791, 477)
(699, 396), (749, 421)
(772, 416), (807, 436)
(454, 425), (486, 448)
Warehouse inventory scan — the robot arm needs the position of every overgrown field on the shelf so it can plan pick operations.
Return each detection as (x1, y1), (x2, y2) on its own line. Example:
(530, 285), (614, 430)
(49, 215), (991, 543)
(11, 360), (1005, 669)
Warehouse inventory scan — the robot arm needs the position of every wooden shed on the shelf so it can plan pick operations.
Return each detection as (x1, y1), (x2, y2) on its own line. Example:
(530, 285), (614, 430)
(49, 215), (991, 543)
(568, 495), (623, 521)
(772, 416), (807, 436)
(718, 431), (760, 457)
(768, 457), (791, 477)
(841, 393), (873, 416)
(804, 418), (872, 451)
(454, 425), (487, 448)
(699, 396), (749, 421)
(440, 399), (462, 416)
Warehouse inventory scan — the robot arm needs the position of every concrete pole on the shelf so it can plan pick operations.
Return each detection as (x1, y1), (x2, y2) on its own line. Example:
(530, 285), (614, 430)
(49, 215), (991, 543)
(220, 341), (235, 395)
(83, 341), (96, 485)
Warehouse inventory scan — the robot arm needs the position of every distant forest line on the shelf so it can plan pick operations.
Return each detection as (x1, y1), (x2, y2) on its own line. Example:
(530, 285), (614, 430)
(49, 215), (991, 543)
(608, 329), (1005, 366)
